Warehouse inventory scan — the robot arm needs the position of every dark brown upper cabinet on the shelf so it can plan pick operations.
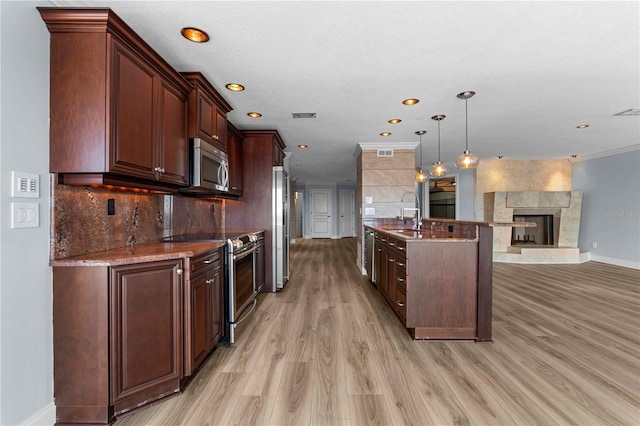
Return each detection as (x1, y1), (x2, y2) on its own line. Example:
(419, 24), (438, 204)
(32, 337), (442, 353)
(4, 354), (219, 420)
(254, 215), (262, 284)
(39, 8), (191, 192)
(227, 122), (245, 196)
(181, 72), (232, 152)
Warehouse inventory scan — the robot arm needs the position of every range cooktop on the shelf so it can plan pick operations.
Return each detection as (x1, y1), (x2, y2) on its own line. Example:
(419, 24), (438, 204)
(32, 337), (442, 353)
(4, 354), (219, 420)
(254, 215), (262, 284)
(160, 229), (260, 243)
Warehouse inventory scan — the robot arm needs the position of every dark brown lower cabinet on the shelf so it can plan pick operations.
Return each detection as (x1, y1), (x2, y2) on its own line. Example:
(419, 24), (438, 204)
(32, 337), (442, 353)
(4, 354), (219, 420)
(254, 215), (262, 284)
(183, 248), (224, 377)
(53, 258), (184, 424)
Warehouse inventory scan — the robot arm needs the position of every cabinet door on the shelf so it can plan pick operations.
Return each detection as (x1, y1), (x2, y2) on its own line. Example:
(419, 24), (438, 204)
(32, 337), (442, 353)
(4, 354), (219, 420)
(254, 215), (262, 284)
(188, 271), (210, 374)
(109, 259), (183, 410)
(158, 80), (188, 185)
(227, 131), (244, 195)
(214, 108), (227, 151)
(208, 264), (224, 348)
(197, 91), (215, 141)
(110, 40), (156, 180)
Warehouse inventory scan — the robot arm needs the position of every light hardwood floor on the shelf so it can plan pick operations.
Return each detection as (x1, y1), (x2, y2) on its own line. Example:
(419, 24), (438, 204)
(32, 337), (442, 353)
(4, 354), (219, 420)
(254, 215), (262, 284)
(118, 238), (640, 425)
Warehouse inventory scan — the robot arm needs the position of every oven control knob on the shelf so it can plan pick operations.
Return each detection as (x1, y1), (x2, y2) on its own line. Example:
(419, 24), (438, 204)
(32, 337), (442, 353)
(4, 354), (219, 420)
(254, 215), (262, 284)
(232, 239), (243, 249)
(249, 234), (258, 243)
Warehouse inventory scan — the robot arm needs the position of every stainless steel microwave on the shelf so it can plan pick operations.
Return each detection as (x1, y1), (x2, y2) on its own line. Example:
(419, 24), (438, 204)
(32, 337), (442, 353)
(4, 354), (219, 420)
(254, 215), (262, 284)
(183, 138), (229, 193)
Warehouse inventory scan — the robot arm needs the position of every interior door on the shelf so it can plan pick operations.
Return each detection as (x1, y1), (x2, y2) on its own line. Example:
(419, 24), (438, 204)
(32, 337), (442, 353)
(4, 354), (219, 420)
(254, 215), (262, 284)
(339, 189), (355, 237)
(311, 189), (332, 238)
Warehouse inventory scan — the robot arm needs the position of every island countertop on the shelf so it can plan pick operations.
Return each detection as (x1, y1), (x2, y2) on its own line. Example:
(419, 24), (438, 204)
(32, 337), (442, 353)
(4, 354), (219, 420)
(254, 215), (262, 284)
(50, 241), (225, 267)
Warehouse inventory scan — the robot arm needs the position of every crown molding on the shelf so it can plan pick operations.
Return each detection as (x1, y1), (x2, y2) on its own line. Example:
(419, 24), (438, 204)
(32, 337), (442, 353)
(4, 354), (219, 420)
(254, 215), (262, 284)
(569, 144), (640, 163)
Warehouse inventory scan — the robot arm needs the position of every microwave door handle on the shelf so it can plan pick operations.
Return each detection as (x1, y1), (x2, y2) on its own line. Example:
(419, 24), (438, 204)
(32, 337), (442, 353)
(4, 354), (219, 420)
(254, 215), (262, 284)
(222, 163), (229, 187)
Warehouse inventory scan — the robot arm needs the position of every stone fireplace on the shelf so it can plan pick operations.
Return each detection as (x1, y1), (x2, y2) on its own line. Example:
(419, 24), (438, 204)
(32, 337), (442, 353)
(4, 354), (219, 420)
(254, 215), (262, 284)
(484, 191), (583, 263)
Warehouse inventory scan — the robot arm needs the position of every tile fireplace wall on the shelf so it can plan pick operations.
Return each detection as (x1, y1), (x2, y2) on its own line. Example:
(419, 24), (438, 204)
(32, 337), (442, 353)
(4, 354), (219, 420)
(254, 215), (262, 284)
(484, 191), (583, 262)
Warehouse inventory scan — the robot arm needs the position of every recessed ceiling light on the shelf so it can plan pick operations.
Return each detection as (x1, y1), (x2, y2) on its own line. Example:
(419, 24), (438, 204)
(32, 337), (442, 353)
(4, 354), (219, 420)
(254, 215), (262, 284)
(388, 118), (402, 124)
(298, 144), (308, 149)
(402, 99), (419, 105)
(181, 27), (209, 43)
(380, 132), (391, 137)
(247, 112), (262, 118)
(570, 154), (579, 158)
(497, 155), (504, 159)
(225, 83), (245, 92)
(577, 124), (589, 129)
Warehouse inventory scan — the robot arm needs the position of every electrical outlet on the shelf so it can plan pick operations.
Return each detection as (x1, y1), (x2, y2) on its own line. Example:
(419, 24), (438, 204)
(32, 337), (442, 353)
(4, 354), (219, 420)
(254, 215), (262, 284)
(11, 202), (39, 228)
(11, 171), (40, 198)
(592, 242), (598, 249)
(107, 199), (115, 215)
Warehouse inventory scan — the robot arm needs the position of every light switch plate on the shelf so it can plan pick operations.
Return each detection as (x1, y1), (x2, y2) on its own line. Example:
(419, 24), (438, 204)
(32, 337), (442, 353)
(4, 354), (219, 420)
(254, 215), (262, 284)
(364, 196), (373, 204)
(365, 207), (375, 215)
(11, 202), (40, 228)
(11, 171), (40, 198)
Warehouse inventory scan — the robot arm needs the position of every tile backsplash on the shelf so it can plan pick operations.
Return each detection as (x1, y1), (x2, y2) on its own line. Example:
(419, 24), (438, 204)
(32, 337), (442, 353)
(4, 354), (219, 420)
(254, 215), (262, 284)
(51, 183), (223, 259)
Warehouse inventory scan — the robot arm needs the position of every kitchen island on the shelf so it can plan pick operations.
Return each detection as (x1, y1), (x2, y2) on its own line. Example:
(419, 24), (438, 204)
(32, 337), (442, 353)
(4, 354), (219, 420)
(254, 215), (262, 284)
(364, 218), (493, 342)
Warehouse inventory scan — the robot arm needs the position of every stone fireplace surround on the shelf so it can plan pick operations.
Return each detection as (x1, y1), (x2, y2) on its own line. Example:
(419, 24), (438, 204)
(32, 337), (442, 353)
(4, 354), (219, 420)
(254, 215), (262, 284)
(484, 191), (583, 263)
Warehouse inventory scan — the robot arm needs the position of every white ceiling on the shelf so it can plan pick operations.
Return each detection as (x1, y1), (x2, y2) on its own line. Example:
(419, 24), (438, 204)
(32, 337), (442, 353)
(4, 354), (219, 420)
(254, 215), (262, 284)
(53, 0), (640, 185)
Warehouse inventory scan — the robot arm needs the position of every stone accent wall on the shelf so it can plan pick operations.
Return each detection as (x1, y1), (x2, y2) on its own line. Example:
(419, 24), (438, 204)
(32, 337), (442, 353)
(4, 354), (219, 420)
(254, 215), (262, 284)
(475, 159), (572, 220)
(51, 184), (223, 259)
(356, 146), (416, 271)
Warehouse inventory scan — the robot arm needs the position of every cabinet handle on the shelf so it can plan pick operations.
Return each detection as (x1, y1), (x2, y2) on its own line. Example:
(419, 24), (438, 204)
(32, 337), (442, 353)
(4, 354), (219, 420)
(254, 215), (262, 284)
(397, 262), (405, 267)
(397, 278), (405, 282)
(176, 269), (183, 275)
(397, 247), (405, 251)
(388, 259), (395, 263)
(389, 242), (396, 246)
(231, 186), (237, 190)
(154, 166), (166, 173)
(205, 278), (214, 284)
(396, 300), (405, 307)
(203, 259), (214, 264)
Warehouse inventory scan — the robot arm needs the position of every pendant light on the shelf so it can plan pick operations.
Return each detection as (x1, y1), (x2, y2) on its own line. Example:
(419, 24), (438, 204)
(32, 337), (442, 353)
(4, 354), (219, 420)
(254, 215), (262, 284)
(415, 130), (428, 183)
(429, 115), (447, 177)
(456, 90), (479, 169)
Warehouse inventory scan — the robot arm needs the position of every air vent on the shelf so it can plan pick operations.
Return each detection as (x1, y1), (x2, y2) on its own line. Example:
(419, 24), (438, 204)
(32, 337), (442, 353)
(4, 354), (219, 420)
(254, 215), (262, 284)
(612, 108), (640, 116)
(377, 149), (394, 157)
(292, 112), (317, 119)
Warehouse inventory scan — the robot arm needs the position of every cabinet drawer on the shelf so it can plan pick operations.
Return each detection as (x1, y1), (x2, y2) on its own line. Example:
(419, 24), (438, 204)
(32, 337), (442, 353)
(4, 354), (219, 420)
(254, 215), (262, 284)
(191, 249), (221, 274)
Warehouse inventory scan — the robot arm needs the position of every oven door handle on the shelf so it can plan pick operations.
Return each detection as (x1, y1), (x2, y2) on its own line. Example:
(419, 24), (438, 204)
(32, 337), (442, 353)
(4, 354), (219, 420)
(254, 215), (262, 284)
(233, 245), (256, 260)
(232, 298), (257, 326)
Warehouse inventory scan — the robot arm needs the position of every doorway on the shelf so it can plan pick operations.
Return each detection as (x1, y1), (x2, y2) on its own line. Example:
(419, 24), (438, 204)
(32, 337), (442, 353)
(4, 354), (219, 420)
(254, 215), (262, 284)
(295, 190), (304, 240)
(311, 189), (332, 238)
(339, 189), (355, 238)
(429, 177), (456, 219)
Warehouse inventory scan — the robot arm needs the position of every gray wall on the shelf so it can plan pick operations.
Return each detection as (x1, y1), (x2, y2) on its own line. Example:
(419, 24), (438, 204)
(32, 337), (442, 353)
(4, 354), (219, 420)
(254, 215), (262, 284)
(572, 148), (640, 265)
(1, 1), (53, 424)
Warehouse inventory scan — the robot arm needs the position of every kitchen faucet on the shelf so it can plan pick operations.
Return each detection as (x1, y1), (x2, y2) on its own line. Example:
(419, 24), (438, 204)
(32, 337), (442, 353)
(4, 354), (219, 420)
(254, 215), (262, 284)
(400, 191), (422, 229)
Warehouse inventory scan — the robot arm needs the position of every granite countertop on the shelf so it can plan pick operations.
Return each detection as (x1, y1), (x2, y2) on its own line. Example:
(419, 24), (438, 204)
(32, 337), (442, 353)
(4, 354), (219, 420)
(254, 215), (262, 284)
(367, 225), (478, 242)
(50, 241), (226, 267)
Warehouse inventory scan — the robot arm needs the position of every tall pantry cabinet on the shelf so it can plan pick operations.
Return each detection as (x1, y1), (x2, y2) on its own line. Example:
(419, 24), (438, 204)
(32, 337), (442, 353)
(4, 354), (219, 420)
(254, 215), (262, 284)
(225, 130), (286, 293)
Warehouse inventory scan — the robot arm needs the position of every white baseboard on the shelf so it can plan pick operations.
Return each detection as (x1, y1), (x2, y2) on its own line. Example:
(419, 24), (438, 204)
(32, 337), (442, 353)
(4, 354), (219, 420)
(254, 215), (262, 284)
(21, 402), (55, 426)
(589, 254), (640, 270)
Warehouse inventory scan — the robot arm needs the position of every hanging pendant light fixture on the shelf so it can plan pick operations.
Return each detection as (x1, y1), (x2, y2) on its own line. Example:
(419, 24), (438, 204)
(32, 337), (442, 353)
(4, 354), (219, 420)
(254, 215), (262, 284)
(415, 130), (428, 183)
(430, 115), (448, 177)
(456, 90), (479, 169)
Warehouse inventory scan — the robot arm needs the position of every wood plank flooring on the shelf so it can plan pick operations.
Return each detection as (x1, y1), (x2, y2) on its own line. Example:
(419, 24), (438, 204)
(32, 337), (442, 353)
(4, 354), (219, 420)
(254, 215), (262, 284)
(117, 238), (640, 425)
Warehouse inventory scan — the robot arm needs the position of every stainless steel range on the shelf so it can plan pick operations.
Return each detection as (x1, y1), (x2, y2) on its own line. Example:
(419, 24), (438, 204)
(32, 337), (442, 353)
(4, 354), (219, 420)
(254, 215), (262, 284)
(161, 229), (264, 344)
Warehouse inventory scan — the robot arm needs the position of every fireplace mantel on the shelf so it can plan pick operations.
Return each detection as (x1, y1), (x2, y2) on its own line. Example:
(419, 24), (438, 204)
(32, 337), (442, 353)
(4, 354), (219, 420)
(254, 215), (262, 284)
(484, 191), (583, 263)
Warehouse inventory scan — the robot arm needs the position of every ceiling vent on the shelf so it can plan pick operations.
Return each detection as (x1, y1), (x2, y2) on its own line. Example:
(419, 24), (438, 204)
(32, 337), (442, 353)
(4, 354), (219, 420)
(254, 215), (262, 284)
(612, 108), (640, 116)
(292, 112), (317, 119)
(377, 149), (394, 157)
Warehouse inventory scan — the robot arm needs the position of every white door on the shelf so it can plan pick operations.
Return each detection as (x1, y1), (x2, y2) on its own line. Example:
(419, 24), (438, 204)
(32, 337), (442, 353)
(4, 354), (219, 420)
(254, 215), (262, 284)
(295, 190), (304, 238)
(311, 189), (332, 238)
(339, 189), (355, 237)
